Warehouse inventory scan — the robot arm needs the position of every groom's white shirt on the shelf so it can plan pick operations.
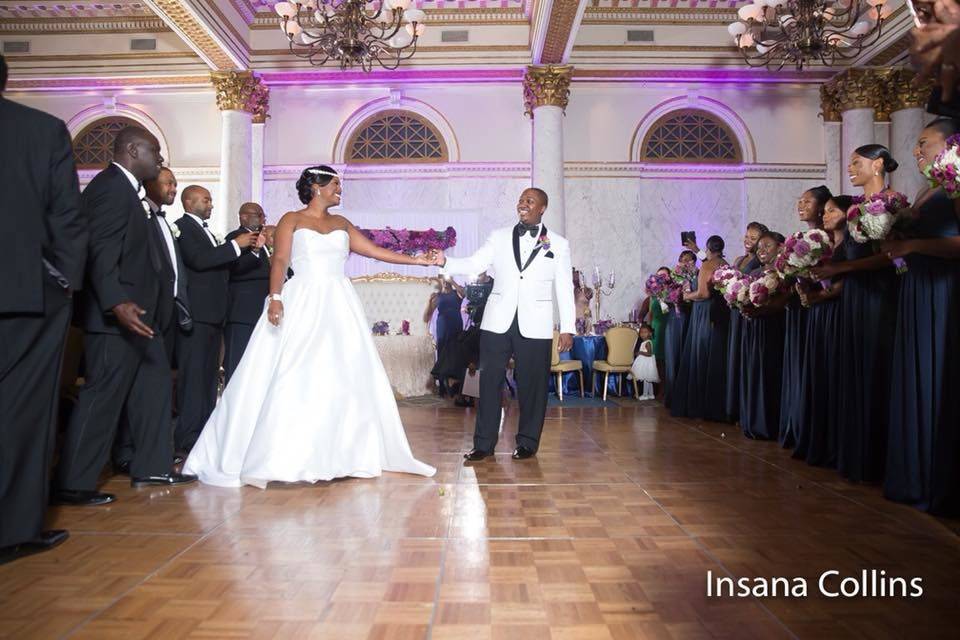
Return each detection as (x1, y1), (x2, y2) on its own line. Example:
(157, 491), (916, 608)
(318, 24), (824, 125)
(441, 223), (576, 340)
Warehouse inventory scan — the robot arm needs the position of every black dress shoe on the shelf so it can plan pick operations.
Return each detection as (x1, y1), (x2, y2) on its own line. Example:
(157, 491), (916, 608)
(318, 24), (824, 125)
(130, 472), (198, 488)
(0, 530), (70, 566)
(114, 460), (131, 476)
(52, 489), (116, 506)
(512, 446), (535, 460)
(463, 448), (493, 461)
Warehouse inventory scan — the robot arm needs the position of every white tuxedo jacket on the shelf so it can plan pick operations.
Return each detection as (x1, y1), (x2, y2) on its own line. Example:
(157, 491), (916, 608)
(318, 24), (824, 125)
(441, 224), (576, 340)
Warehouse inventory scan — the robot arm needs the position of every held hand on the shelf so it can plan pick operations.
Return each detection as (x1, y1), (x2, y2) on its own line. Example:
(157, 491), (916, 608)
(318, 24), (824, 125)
(255, 231), (267, 250)
(267, 300), (284, 326)
(935, 0), (960, 25)
(235, 231), (259, 249)
(809, 263), (837, 281)
(431, 249), (446, 267)
(558, 332), (574, 353)
(112, 302), (154, 338)
(682, 240), (700, 253)
(882, 239), (916, 260)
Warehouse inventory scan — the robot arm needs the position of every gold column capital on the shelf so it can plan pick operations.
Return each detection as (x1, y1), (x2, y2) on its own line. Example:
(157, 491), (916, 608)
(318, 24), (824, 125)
(211, 71), (268, 118)
(884, 68), (934, 113)
(819, 83), (841, 123)
(523, 64), (573, 118)
(830, 68), (886, 117)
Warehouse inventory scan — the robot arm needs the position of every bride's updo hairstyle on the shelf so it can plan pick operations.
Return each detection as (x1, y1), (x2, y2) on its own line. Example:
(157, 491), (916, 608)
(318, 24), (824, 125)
(296, 165), (338, 204)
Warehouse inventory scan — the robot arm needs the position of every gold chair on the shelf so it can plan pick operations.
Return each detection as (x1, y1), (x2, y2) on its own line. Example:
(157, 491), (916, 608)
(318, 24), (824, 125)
(592, 326), (639, 401)
(550, 330), (583, 402)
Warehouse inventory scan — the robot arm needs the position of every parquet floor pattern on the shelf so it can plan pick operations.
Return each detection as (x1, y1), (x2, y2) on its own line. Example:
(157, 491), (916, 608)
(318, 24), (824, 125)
(1, 403), (958, 639)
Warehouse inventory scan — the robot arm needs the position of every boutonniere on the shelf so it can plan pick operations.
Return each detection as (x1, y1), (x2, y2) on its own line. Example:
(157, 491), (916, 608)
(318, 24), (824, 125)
(168, 221), (181, 239)
(535, 233), (551, 252)
(140, 199), (152, 220)
(214, 233), (224, 245)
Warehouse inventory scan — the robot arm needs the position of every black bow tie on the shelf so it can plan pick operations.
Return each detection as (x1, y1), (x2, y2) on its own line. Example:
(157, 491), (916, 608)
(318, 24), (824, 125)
(155, 208), (165, 218)
(201, 220), (209, 228)
(516, 223), (539, 238)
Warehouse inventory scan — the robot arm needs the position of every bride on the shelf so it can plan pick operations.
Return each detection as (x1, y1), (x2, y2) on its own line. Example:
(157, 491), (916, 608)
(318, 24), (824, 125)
(183, 166), (438, 488)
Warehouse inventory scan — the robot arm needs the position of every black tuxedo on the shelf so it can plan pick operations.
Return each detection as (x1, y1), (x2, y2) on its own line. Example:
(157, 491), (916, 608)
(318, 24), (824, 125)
(58, 163), (174, 491)
(223, 226), (271, 383)
(0, 97), (86, 547)
(175, 214), (240, 451)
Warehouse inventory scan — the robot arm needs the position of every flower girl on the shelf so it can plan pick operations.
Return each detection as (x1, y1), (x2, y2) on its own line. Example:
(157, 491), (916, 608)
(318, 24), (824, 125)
(630, 323), (660, 401)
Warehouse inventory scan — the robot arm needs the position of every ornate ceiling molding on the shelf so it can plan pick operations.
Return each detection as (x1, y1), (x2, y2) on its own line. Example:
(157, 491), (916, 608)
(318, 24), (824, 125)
(533, 0), (590, 64)
(5, 74), (212, 92)
(0, 1), (154, 18)
(250, 7), (529, 28)
(0, 16), (169, 34)
(142, 0), (244, 70)
(582, 7), (738, 25)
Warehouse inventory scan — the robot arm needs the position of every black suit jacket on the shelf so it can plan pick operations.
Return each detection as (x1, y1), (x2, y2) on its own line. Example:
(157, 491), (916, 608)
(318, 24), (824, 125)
(149, 204), (190, 331)
(176, 215), (239, 325)
(0, 97), (87, 314)
(226, 227), (271, 324)
(77, 164), (164, 334)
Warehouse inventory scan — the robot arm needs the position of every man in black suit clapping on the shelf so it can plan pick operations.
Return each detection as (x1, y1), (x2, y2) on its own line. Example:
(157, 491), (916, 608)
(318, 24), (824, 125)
(175, 186), (256, 453)
(0, 54), (87, 563)
(224, 202), (271, 383)
(56, 126), (197, 507)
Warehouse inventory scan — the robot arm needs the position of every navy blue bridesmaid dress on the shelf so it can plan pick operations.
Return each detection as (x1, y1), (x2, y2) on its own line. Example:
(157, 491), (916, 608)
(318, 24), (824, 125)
(671, 286), (730, 422)
(434, 290), (464, 396)
(778, 296), (807, 448)
(662, 302), (689, 409)
(726, 254), (761, 424)
(836, 235), (899, 483)
(885, 188), (960, 515)
(793, 247), (846, 467)
(740, 268), (786, 440)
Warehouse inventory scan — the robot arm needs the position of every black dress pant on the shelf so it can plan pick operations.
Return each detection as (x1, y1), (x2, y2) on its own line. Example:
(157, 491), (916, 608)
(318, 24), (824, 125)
(223, 321), (254, 385)
(475, 314), (552, 453)
(112, 312), (177, 467)
(175, 321), (221, 452)
(58, 327), (173, 490)
(0, 280), (72, 547)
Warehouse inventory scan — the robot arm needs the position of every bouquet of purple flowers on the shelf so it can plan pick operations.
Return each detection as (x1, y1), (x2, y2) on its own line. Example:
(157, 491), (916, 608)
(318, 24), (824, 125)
(748, 270), (783, 307)
(715, 268), (754, 310)
(926, 133), (960, 198)
(372, 321), (390, 336)
(359, 226), (457, 256)
(847, 191), (911, 274)
(775, 229), (833, 282)
(398, 320), (410, 336)
(593, 319), (613, 335)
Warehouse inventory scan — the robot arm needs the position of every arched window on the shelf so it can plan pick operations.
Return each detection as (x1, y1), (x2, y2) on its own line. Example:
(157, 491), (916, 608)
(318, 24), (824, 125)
(345, 110), (448, 164)
(640, 109), (742, 163)
(72, 116), (144, 169)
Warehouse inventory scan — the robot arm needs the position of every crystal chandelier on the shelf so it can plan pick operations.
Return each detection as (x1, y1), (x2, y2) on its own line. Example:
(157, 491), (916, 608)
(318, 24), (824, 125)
(274, 0), (427, 71)
(726, 0), (887, 70)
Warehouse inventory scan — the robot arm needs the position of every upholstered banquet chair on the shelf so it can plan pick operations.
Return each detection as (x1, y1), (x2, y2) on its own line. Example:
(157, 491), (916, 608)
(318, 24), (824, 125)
(592, 326), (639, 401)
(550, 330), (584, 402)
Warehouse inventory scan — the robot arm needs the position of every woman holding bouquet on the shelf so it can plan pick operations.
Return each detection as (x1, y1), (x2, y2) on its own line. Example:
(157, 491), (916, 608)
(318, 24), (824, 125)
(793, 196), (847, 468)
(663, 252), (697, 408)
(645, 267), (672, 397)
(811, 145), (902, 483)
(882, 119), (960, 515)
(726, 222), (768, 424)
(779, 186), (831, 448)
(739, 231), (786, 440)
(671, 237), (729, 421)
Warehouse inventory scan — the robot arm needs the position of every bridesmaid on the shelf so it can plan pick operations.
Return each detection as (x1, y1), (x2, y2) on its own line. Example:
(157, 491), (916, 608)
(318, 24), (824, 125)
(425, 277), (464, 396)
(739, 231), (787, 440)
(663, 252), (697, 408)
(811, 145), (901, 483)
(882, 118), (960, 515)
(726, 222), (768, 424)
(648, 267), (671, 397)
(779, 186), (831, 448)
(793, 195), (847, 467)
(671, 237), (729, 421)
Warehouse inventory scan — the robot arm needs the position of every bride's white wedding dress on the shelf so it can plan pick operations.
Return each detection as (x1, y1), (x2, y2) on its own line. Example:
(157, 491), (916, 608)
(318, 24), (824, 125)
(183, 228), (436, 488)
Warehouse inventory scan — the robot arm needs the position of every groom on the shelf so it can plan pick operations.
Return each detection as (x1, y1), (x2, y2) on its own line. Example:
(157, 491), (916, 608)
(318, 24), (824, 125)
(436, 188), (575, 460)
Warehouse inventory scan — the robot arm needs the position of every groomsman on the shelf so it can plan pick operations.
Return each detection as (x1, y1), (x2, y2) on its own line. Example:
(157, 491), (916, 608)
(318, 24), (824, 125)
(112, 167), (190, 475)
(0, 54), (87, 562)
(175, 187), (257, 453)
(56, 127), (196, 506)
(437, 188), (576, 460)
(224, 202), (271, 383)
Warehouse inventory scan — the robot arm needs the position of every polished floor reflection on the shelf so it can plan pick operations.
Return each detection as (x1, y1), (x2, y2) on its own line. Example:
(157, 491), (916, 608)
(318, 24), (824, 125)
(1, 402), (958, 639)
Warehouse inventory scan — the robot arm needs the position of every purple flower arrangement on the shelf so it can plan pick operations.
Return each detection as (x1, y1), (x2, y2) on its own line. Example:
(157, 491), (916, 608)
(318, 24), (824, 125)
(593, 319), (614, 335)
(575, 317), (589, 336)
(646, 271), (684, 309)
(714, 267), (754, 310)
(775, 229), (833, 282)
(748, 270), (783, 307)
(846, 191), (911, 274)
(398, 320), (410, 336)
(926, 133), (960, 198)
(359, 226), (457, 256)
(372, 321), (390, 336)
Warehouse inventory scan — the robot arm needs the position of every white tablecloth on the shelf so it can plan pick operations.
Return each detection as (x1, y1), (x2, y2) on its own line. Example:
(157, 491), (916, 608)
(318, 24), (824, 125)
(372, 335), (436, 398)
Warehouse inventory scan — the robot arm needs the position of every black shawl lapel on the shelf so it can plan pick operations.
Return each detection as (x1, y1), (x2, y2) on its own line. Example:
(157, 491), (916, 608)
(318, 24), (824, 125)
(520, 223), (546, 273)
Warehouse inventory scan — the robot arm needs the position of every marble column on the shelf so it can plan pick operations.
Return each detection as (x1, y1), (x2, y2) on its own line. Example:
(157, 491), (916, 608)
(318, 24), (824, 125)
(842, 108), (875, 182)
(252, 122), (265, 206)
(887, 69), (934, 199)
(523, 65), (572, 234)
(820, 84), (843, 194)
(211, 71), (268, 235)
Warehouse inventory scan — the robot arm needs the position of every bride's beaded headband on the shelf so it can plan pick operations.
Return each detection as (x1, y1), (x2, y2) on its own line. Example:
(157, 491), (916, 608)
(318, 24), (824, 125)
(307, 168), (339, 178)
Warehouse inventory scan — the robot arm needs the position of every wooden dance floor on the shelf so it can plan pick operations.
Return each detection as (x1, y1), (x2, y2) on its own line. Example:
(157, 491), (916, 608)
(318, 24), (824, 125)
(2, 402), (958, 639)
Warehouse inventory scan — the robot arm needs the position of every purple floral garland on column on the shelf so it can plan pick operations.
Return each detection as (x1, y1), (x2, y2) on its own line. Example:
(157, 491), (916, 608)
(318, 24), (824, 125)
(358, 226), (457, 255)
